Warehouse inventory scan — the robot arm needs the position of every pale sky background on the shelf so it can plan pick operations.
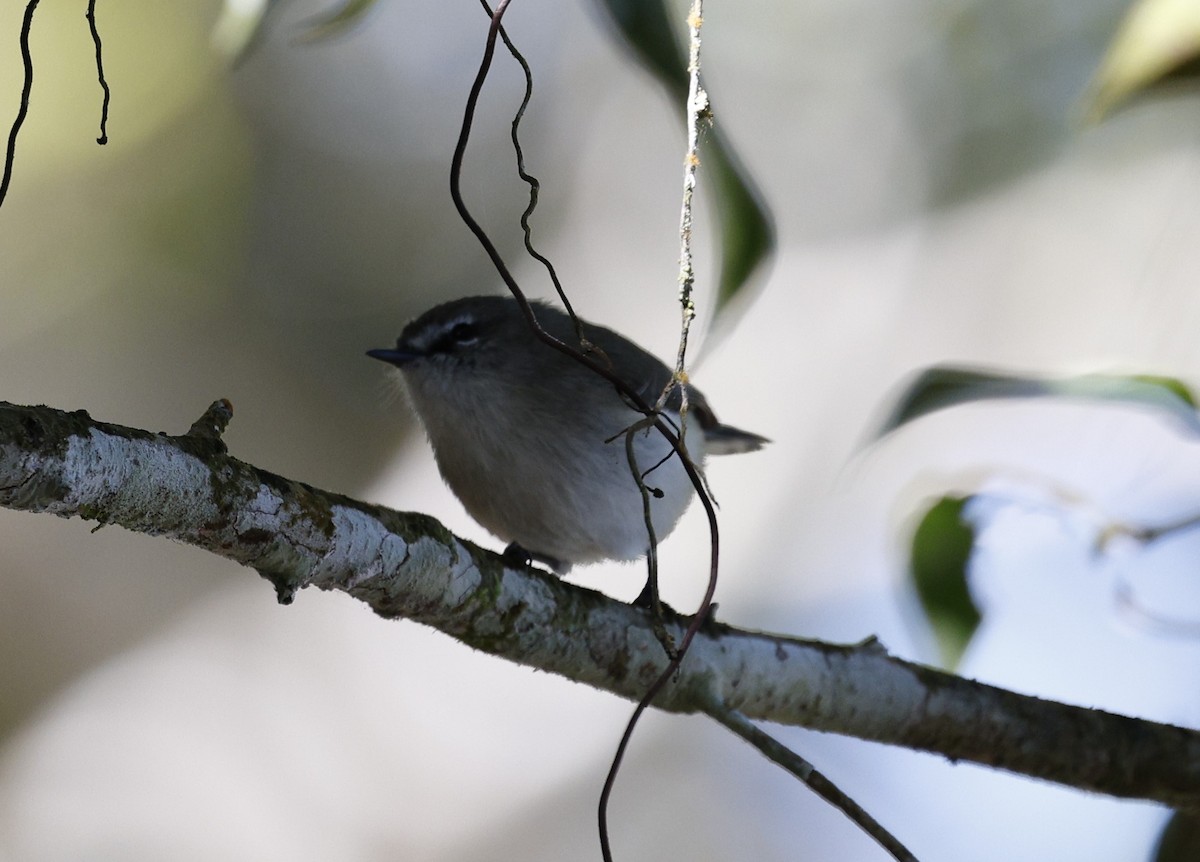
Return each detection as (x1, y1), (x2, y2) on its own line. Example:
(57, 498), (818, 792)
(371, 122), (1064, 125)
(2, 1), (1200, 860)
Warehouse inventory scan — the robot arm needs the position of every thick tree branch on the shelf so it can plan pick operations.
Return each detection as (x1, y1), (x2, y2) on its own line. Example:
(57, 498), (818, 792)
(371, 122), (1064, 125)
(2, 399), (1199, 811)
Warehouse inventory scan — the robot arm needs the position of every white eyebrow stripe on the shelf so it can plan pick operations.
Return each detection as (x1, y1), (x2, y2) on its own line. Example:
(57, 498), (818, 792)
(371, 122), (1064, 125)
(409, 312), (479, 350)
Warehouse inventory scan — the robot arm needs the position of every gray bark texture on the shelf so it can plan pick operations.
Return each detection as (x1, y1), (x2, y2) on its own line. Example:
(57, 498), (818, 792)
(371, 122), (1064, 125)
(1, 399), (1198, 811)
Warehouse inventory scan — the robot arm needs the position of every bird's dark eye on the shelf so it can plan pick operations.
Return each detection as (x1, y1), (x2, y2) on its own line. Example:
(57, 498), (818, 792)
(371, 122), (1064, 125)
(449, 322), (479, 345)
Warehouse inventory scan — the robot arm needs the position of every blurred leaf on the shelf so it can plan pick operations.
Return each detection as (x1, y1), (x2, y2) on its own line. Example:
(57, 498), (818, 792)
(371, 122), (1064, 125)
(593, 0), (775, 319)
(877, 366), (1200, 439)
(214, 0), (378, 60)
(597, 0), (683, 87)
(910, 496), (981, 668)
(1130, 373), (1200, 408)
(707, 128), (775, 311)
(1082, 0), (1200, 123)
(212, 0), (273, 60)
(297, 0), (380, 43)
(1154, 811), (1200, 862)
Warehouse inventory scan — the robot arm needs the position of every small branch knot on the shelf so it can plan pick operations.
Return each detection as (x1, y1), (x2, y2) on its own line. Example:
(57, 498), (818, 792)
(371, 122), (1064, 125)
(185, 399), (234, 444)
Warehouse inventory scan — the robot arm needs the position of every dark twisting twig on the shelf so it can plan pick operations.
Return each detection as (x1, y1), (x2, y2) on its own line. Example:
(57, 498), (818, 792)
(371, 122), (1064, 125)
(449, 6), (723, 861)
(447, 2), (718, 568)
(85, 0), (110, 145)
(451, 7), (915, 860)
(0, 0), (40, 209)
(709, 706), (919, 862)
(622, 416), (672, 653)
(478, 0), (583, 340)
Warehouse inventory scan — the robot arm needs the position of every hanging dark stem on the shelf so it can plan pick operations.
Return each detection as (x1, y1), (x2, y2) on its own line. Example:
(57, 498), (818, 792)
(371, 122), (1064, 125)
(478, 0), (583, 339)
(85, 0), (110, 145)
(1, 0), (40, 209)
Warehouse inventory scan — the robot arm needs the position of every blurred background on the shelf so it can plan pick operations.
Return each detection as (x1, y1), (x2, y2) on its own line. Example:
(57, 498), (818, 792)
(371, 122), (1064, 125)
(2, 0), (1200, 859)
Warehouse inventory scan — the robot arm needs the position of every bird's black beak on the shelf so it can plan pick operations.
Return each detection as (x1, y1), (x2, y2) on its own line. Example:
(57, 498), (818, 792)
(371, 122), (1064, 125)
(366, 346), (422, 367)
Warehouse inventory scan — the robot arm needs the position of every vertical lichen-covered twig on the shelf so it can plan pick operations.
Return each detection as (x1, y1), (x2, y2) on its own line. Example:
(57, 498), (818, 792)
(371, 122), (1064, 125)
(664, 0), (707, 415)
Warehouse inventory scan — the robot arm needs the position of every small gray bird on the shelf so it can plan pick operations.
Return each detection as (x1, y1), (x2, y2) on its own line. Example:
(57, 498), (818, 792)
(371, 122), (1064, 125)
(368, 295), (767, 574)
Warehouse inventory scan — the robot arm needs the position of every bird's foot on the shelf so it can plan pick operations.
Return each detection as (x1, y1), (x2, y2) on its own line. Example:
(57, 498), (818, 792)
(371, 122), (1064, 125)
(502, 542), (571, 575)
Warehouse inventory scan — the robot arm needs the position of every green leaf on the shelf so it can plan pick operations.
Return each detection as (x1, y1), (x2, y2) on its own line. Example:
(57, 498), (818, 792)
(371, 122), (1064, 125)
(593, 0), (775, 319)
(910, 496), (981, 669)
(1129, 373), (1199, 409)
(707, 129), (775, 313)
(876, 366), (1200, 439)
(597, 0), (685, 93)
(1081, 0), (1200, 123)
